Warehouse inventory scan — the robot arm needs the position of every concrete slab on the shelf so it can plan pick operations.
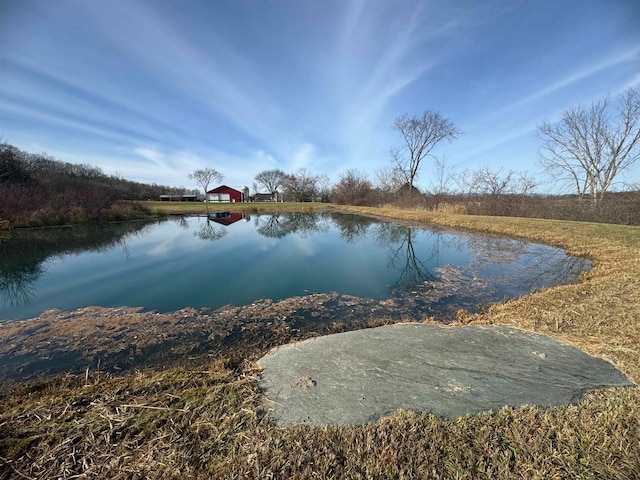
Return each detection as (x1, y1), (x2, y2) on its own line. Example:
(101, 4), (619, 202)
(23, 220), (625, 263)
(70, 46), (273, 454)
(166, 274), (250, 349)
(257, 323), (634, 426)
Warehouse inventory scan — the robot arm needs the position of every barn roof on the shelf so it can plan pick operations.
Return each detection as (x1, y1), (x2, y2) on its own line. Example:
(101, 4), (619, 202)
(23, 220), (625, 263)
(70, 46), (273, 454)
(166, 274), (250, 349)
(206, 185), (242, 194)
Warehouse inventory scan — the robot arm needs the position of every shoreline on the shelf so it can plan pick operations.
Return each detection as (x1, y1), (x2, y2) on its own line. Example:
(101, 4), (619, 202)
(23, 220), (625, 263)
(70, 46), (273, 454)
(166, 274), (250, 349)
(1, 207), (638, 479)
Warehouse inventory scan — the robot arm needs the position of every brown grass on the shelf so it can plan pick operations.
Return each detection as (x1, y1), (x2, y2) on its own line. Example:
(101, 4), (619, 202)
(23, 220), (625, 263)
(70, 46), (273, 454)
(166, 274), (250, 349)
(1, 206), (639, 479)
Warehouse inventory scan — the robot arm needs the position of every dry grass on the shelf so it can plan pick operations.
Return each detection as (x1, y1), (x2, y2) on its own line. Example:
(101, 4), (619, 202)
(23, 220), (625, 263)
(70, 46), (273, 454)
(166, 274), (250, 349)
(2, 206), (639, 479)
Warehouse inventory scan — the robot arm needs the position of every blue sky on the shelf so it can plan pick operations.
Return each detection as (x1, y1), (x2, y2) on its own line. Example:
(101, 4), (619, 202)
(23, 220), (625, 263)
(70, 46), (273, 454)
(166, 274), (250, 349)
(1, 0), (639, 193)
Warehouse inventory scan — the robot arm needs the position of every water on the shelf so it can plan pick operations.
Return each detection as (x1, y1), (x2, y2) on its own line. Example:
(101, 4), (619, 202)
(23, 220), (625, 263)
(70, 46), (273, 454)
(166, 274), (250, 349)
(0, 212), (590, 321)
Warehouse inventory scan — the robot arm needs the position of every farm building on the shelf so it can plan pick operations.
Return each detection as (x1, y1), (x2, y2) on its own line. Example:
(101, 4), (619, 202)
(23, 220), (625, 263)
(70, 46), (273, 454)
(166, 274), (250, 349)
(252, 191), (283, 202)
(252, 193), (274, 202)
(159, 194), (201, 202)
(206, 185), (248, 203)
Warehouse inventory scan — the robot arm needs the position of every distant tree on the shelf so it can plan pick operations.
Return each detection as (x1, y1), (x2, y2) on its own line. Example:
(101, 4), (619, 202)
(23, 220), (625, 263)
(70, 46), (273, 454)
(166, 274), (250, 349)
(315, 173), (332, 203)
(0, 142), (31, 184)
(390, 111), (461, 195)
(281, 168), (319, 202)
(1, 141), (199, 226)
(254, 169), (286, 201)
(456, 165), (535, 197)
(536, 88), (640, 204)
(332, 169), (376, 206)
(516, 171), (538, 195)
(189, 168), (223, 198)
(426, 155), (455, 195)
(471, 166), (515, 197)
(375, 166), (405, 202)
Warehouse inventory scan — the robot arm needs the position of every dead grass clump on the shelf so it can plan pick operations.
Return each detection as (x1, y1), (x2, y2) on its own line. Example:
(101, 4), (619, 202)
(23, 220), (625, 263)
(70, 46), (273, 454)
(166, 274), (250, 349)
(435, 202), (468, 214)
(0, 361), (264, 479)
(331, 321), (346, 332)
(2, 370), (638, 479)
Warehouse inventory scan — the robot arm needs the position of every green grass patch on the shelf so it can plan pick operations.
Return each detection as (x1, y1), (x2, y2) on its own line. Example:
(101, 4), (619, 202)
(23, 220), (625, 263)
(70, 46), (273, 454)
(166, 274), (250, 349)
(145, 200), (333, 216)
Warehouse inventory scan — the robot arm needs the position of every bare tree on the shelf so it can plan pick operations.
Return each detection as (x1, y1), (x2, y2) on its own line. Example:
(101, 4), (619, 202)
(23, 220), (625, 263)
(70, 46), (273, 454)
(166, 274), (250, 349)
(375, 166), (405, 201)
(426, 154), (455, 195)
(516, 171), (538, 195)
(472, 166), (515, 197)
(315, 173), (332, 203)
(254, 168), (286, 202)
(332, 169), (375, 205)
(1, 142), (31, 185)
(188, 168), (223, 198)
(537, 88), (640, 203)
(281, 168), (320, 202)
(390, 111), (461, 195)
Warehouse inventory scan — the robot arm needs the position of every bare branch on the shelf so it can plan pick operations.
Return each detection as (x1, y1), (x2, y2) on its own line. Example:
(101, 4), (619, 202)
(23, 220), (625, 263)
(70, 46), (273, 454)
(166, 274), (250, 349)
(390, 111), (460, 195)
(254, 169), (286, 201)
(188, 168), (224, 197)
(536, 88), (640, 203)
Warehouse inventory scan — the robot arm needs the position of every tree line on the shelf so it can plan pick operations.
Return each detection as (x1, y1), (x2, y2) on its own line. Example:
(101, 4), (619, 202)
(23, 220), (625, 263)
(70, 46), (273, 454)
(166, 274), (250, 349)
(0, 142), (187, 228)
(250, 89), (639, 214)
(189, 166), (332, 203)
(3, 88), (638, 228)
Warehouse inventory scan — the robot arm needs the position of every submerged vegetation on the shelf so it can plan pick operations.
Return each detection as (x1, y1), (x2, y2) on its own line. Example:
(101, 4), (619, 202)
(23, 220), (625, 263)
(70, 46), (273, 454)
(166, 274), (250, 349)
(1, 207), (638, 479)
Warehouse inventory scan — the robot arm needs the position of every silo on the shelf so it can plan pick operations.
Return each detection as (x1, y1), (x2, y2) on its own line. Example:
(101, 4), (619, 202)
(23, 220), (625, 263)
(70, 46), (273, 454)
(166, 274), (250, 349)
(242, 186), (250, 202)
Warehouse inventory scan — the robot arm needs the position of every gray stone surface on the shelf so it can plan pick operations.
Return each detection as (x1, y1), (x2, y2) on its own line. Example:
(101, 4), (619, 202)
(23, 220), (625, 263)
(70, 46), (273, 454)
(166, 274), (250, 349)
(257, 323), (634, 426)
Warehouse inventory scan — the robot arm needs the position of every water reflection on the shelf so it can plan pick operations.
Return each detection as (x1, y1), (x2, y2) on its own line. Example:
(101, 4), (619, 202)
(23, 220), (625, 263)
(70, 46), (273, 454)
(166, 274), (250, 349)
(0, 222), (155, 308)
(0, 212), (593, 387)
(254, 212), (441, 293)
(0, 261), (42, 307)
(255, 212), (329, 239)
(330, 213), (378, 243)
(194, 219), (228, 241)
(374, 222), (438, 291)
(0, 212), (590, 322)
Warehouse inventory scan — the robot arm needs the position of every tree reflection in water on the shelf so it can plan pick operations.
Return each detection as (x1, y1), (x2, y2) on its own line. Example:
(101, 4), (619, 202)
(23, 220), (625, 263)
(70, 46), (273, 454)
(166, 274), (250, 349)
(330, 212), (378, 243)
(255, 212), (329, 239)
(193, 219), (227, 241)
(0, 212), (590, 319)
(0, 222), (156, 308)
(373, 222), (438, 291)
(0, 263), (42, 307)
(255, 211), (440, 291)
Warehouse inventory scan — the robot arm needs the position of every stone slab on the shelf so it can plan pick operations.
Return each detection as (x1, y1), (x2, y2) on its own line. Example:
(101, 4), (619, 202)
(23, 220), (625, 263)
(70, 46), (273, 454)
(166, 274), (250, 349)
(257, 323), (634, 426)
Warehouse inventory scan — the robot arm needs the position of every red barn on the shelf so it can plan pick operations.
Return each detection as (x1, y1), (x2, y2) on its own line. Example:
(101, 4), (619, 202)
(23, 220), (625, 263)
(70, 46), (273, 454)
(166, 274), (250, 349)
(206, 185), (246, 203)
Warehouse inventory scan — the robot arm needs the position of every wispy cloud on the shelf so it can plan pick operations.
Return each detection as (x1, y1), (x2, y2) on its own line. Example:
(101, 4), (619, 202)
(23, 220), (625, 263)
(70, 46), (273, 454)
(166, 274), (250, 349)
(73, 1), (283, 151)
(495, 44), (640, 115)
(331, 2), (469, 171)
(287, 143), (323, 172)
(2, 0), (639, 188)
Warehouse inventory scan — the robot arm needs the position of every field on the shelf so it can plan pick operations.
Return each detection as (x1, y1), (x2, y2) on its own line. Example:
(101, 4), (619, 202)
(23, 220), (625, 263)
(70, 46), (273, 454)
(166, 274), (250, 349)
(145, 200), (330, 215)
(1, 206), (638, 479)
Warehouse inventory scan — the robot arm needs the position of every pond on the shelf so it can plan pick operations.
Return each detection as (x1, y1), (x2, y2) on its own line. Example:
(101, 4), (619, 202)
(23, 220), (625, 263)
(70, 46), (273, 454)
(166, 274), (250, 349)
(0, 211), (589, 322)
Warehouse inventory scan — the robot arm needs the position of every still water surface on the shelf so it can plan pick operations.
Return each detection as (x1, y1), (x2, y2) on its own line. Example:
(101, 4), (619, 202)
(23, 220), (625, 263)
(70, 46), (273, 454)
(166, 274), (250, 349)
(0, 212), (590, 321)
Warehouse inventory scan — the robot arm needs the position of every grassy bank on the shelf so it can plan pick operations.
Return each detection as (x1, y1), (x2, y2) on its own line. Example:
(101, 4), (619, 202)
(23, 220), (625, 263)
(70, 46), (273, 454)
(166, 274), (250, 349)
(1, 207), (638, 479)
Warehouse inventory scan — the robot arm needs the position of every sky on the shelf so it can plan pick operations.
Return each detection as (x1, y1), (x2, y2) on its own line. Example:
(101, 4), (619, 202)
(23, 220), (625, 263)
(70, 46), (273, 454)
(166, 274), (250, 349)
(1, 0), (639, 193)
